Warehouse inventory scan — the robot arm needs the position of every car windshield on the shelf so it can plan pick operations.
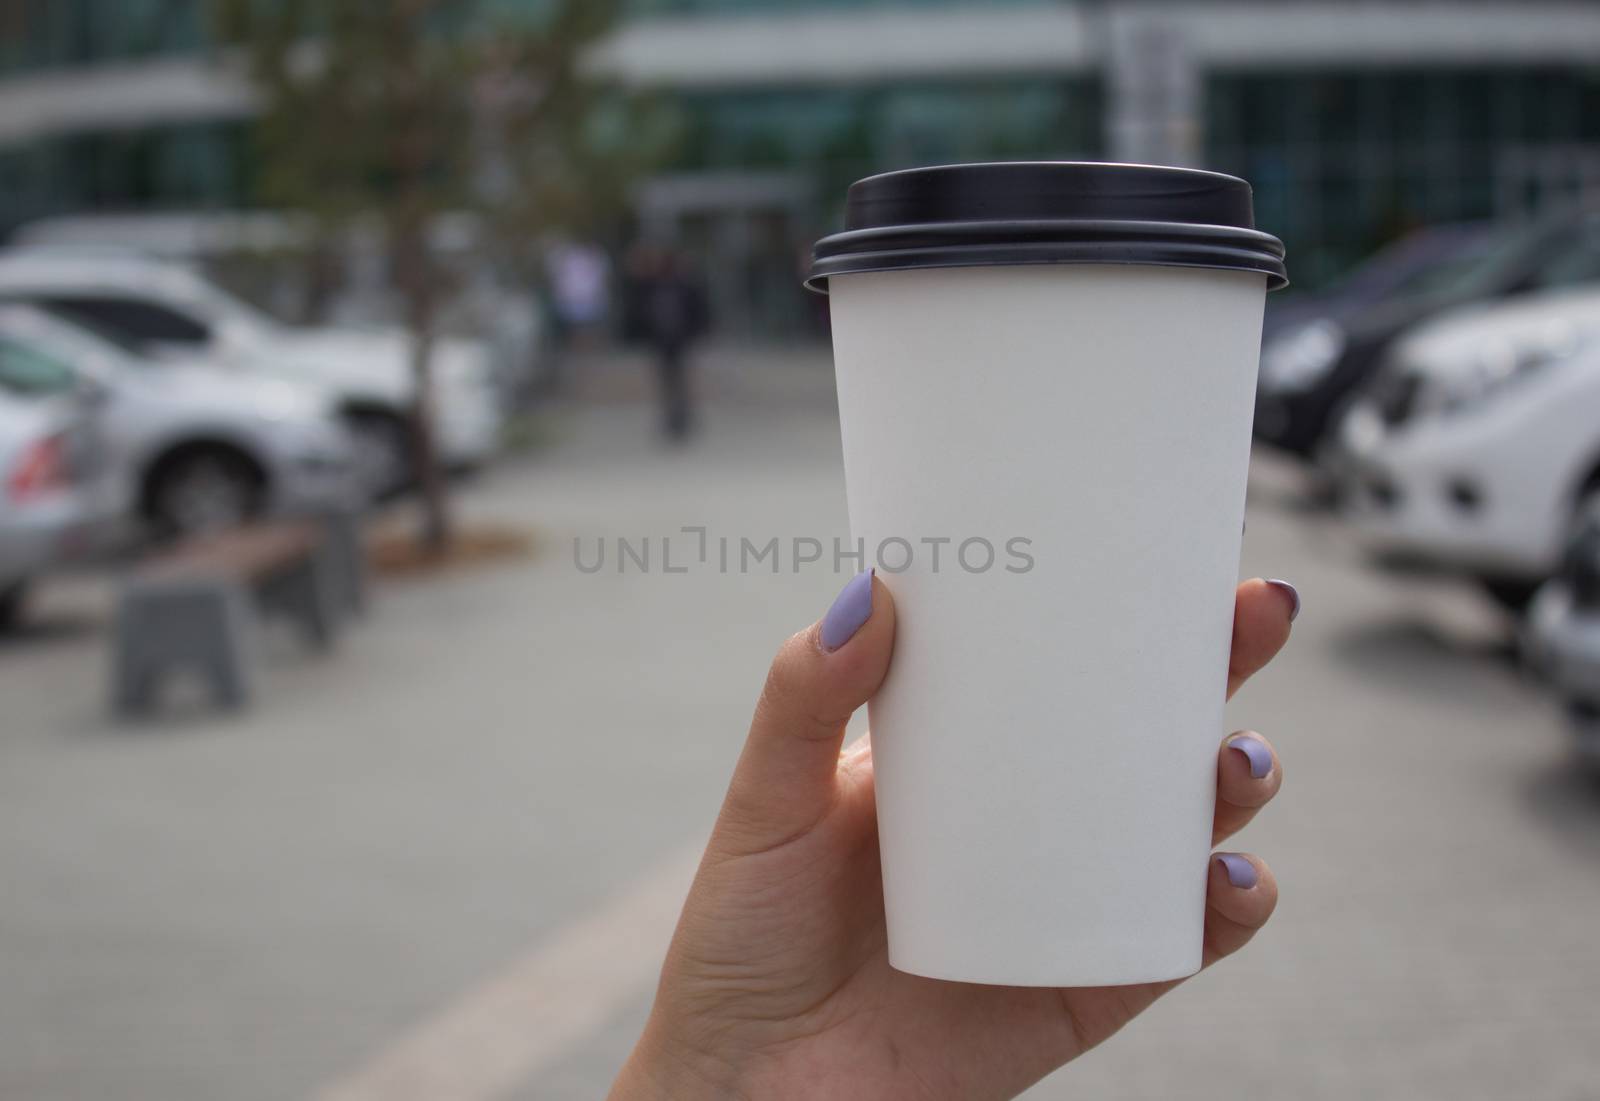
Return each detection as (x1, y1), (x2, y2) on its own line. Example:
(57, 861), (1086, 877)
(11, 308), (147, 375)
(29, 303), (146, 358)
(1323, 226), (1490, 304)
(1381, 234), (1496, 300)
(1399, 216), (1558, 302)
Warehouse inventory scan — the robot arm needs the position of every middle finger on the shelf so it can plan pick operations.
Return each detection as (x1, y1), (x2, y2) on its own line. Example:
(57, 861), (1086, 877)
(1213, 730), (1282, 844)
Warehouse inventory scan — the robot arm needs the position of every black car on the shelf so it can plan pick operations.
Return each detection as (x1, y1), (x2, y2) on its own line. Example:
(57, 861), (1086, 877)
(1254, 209), (1600, 460)
(1260, 221), (1492, 346)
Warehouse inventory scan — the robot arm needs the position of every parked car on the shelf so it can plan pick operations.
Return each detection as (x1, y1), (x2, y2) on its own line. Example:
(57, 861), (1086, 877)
(11, 210), (549, 404)
(0, 304), (355, 541)
(1262, 221), (1493, 345)
(0, 249), (502, 497)
(1332, 282), (1600, 609)
(1525, 506), (1600, 770)
(1256, 208), (1600, 461)
(0, 382), (106, 628)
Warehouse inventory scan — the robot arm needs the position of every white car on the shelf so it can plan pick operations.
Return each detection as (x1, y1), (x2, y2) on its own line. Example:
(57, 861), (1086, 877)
(0, 249), (502, 496)
(1332, 283), (1600, 608)
(0, 304), (355, 540)
(0, 387), (106, 628)
(12, 210), (548, 403)
(1525, 509), (1600, 768)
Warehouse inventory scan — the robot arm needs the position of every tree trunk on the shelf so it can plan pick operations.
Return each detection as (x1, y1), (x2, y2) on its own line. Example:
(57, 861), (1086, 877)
(395, 220), (452, 556)
(385, 0), (459, 556)
(409, 312), (451, 555)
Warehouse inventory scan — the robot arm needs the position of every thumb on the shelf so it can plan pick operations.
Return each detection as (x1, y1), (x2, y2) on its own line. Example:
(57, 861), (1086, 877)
(714, 570), (896, 857)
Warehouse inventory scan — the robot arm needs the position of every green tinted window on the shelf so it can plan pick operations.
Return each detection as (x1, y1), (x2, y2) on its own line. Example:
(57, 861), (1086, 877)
(0, 0), (203, 75)
(0, 337), (77, 396)
(671, 77), (1102, 210)
(625, 0), (1048, 12)
(1206, 66), (1600, 289)
(0, 0), (1051, 73)
(0, 121), (248, 230)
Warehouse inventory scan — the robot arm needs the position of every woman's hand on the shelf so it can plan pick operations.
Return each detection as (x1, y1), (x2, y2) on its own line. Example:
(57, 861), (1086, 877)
(610, 574), (1297, 1101)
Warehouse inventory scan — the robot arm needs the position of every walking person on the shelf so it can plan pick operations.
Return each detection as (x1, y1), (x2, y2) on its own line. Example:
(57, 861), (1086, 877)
(626, 244), (710, 441)
(546, 239), (612, 350)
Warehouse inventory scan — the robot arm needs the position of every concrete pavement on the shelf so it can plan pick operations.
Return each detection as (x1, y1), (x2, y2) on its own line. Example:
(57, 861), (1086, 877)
(2, 346), (1597, 1100)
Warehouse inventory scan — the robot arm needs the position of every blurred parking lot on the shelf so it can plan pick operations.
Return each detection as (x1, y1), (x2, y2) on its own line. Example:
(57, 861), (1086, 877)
(3, 350), (1598, 1101)
(8, 2), (1600, 1098)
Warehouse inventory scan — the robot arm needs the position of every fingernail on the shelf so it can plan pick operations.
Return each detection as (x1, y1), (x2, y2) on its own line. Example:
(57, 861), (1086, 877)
(1215, 853), (1258, 890)
(1227, 733), (1273, 779)
(821, 569), (875, 653)
(1266, 579), (1301, 622)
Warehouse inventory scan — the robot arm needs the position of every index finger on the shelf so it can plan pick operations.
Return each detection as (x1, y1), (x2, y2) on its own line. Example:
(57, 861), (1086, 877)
(1227, 578), (1297, 699)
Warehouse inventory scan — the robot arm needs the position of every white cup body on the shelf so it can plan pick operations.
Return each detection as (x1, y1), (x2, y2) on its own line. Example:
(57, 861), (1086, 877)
(828, 263), (1267, 987)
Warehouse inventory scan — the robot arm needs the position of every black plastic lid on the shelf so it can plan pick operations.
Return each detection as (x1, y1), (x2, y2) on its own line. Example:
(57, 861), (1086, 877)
(805, 162), (1288, 293)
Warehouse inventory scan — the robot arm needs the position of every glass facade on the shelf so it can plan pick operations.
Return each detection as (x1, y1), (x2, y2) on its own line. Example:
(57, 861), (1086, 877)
(661, 76), (1102, 335)
(5, 3), (1600, 300)
(0, 123), (250, 230)
(0, 0), (204, 75)
(0, 0), (1051, 76)
(625, 0), (1048, 12)
(1207, 66), (1600, 287)
(672, 77), (1103, 206)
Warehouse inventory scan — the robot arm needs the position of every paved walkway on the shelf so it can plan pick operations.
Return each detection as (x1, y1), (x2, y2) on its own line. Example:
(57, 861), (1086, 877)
(2, 347), (1597, 1099)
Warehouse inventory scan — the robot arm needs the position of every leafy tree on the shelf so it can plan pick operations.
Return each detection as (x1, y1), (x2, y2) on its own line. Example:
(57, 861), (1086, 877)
(212, 0), (656, 551)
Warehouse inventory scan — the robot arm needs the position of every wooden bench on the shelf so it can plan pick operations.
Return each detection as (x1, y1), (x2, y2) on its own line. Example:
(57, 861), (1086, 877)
(111, 517), (356, 715)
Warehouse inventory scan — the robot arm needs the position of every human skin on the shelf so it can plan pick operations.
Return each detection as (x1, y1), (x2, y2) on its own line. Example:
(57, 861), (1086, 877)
(609, 575), (1296, 1101)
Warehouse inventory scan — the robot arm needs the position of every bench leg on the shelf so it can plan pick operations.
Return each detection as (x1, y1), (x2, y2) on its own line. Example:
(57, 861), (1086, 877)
(112, 583), (256, 716)
(206, 654), (250, 709)
(265, 558), (339, 650)
(320, 508), (367, 617)
(206, 588), (255, 709)
(112, 596), (162, 716)
(112, 650), (158, 717)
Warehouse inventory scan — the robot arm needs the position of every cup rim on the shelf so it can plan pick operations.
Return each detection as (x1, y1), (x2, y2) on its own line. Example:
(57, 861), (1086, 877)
(806, 217), (1288, 293)
(806, 162), (1289, 295)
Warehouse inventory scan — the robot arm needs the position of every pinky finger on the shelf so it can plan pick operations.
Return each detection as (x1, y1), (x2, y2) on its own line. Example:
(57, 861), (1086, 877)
(1201, 853), (1279, 966)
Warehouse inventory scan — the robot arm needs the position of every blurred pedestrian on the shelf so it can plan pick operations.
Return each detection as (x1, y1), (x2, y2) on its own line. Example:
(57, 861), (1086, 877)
(624, 244), (709, 441)
(546, 240), (612, 350)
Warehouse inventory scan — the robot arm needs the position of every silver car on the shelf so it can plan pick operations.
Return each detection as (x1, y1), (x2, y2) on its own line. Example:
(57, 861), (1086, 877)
(0, 305), (356, 541)
(0, 249), (503, 497)
(0, 386), (105, 628)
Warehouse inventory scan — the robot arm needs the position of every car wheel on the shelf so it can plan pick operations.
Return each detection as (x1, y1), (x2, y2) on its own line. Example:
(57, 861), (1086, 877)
(1563, 701), (1600, 778)
(1305, 391), (1367, 508)
(344, 411), (413, 502)
(1549, 481), (1600, 611)
(1477, 575), (1542, 614)
(147, 448), (265, 538)
(0, 580), (27, 632)
(1568, 483), (1600, 551)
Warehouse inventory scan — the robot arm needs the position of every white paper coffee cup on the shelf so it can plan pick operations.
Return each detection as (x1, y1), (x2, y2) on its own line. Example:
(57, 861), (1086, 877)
(808, 162), (1287, 987)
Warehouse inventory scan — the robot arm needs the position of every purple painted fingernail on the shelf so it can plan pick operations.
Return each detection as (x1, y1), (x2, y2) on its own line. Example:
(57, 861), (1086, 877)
(1215, 853), (1258, 889)
(1227, 733), (1273, 779)
(821, 569), (875, 653)
(1266, 579), (1301, 622)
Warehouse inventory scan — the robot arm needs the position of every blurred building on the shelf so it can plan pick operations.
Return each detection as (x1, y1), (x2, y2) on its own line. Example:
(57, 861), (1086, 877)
(4, 1), (1600, 334)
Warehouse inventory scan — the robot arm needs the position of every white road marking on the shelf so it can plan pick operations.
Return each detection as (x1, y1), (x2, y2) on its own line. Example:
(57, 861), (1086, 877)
(313, 844), (701, 1101)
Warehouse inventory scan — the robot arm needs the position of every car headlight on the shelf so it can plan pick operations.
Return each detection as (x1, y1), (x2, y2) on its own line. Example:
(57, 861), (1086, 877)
(1260, 320), (1345, 393)
(1418, 323), (1583, 418)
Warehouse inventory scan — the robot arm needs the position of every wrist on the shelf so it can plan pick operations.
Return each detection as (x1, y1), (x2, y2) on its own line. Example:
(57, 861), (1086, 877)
(609, 1019), (752, 1101)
